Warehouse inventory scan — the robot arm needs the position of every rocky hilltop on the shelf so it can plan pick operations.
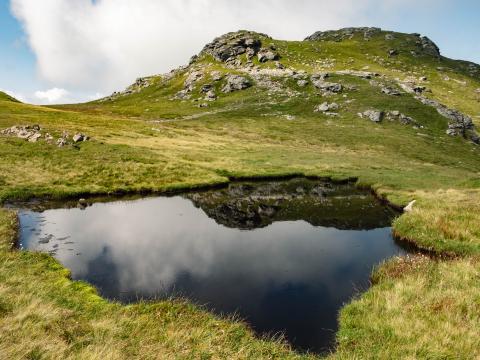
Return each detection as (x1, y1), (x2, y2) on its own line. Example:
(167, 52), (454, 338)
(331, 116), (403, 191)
(99, 27), (480, 146)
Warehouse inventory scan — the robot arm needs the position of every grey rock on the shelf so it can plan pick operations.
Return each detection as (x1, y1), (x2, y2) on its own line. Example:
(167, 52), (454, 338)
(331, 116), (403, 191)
(222, 75), (251, 93)
(336, 70), (378, 79)
(205, 90), (217, 100)
(201, 84), (213, 93)
(28, 133), (42, 142)
(211, 71), (223, 81)
(419, 36), (440, 57)
(312, 80), (342, 93)
(72, 133), (88, 143)
(297, 80), (309, 87)
(361, 110), (384, 123)
(201, 31), (265, 62)
(257, 48), (279, 62)
(311, 73), (329, 81)
(57, 138), (67, 147)
(385, 34), (395, 40)
(314, 102), (339, 113)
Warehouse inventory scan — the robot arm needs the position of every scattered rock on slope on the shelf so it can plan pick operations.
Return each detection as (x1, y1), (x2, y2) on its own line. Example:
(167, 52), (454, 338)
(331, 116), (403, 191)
(415, 95), (479, 143)
(1, 125), (89, 146)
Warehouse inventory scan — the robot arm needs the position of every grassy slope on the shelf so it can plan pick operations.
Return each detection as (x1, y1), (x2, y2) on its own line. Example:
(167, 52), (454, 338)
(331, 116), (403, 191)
(0, 30), (479, 358)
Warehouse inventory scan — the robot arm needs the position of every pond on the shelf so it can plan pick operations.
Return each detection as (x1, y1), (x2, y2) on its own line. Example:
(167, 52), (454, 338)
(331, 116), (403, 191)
(18, 178), (406, 354)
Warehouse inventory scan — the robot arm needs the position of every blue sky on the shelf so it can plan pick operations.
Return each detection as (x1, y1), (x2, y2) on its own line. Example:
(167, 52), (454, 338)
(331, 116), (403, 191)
(1, 0), (479, 104)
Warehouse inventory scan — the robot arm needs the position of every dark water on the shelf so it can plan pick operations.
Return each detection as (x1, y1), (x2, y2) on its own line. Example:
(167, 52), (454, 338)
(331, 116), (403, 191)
(18, 179), (405, 354)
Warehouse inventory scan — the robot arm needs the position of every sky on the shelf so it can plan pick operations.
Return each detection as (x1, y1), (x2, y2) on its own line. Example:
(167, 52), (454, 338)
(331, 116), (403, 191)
(0, 0), (479, 104)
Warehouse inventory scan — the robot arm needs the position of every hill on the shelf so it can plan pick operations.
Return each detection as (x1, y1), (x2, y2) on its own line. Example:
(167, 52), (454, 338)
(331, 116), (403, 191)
(0, 90), (20, 102)
(0, 28), (479, 359)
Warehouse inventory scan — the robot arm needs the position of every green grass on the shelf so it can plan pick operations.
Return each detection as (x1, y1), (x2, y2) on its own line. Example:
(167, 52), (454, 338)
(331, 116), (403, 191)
(0, 29), (480, 358)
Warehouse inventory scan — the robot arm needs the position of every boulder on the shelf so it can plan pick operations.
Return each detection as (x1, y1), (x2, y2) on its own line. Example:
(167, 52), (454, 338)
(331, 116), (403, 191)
(257, 48), (279, 62)
(222, 75), (251, 93)
(360, 110), (384, 123)
(210, 71), (223, 81)
(201, 31), (265, 63)
(297, 80), (309, 87)
(312, 80), (342, 93)
(205, 90), (217, 101)
(314, 102), (339, 113)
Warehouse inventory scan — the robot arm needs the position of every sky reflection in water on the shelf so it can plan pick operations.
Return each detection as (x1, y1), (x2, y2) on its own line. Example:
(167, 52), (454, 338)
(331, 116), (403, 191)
(20, 189), (405, 353)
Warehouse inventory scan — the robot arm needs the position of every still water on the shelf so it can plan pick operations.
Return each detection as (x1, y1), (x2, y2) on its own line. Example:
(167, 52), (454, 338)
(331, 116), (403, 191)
(19, 179), (405, 353)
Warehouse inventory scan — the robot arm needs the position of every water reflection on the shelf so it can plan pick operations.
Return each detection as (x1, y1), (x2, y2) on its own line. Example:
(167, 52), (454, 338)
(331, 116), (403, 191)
(19, 179), (404, 353)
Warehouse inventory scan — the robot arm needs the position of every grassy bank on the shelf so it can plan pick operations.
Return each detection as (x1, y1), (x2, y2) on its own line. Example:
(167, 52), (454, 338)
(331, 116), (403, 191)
(1, 28), (480, 358)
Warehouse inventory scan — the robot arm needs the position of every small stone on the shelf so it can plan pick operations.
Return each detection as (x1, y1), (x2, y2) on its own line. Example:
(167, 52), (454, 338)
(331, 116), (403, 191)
(388, 49), (398, 56)
(404, 200), (416, 212)
(297, 80), (308, 87)
(57, 138), (67, 147)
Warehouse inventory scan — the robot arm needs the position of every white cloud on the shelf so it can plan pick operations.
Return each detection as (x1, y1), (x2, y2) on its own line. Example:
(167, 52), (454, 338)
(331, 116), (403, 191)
(34, 87), (69, 103)
(11, 0), (436, 97)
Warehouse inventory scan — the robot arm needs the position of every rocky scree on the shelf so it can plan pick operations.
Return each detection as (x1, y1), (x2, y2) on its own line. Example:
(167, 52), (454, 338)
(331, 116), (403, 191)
(1, 125), (89, 147)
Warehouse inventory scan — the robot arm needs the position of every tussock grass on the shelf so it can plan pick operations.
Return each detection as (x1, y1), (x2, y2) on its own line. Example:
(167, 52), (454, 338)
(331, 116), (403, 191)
(332, 256), (480, 359)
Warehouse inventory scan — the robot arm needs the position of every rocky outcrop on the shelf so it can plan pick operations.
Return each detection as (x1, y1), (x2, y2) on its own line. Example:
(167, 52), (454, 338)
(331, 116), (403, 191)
(201, 31), (278, 64)
(415, 96), (479, 143)
(314, 102), (339, 114)
(385, 111), (419, 126)
(1, 125), (89, 147)
(305, 27), (382, 42)
(417, 35), (440, 57)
